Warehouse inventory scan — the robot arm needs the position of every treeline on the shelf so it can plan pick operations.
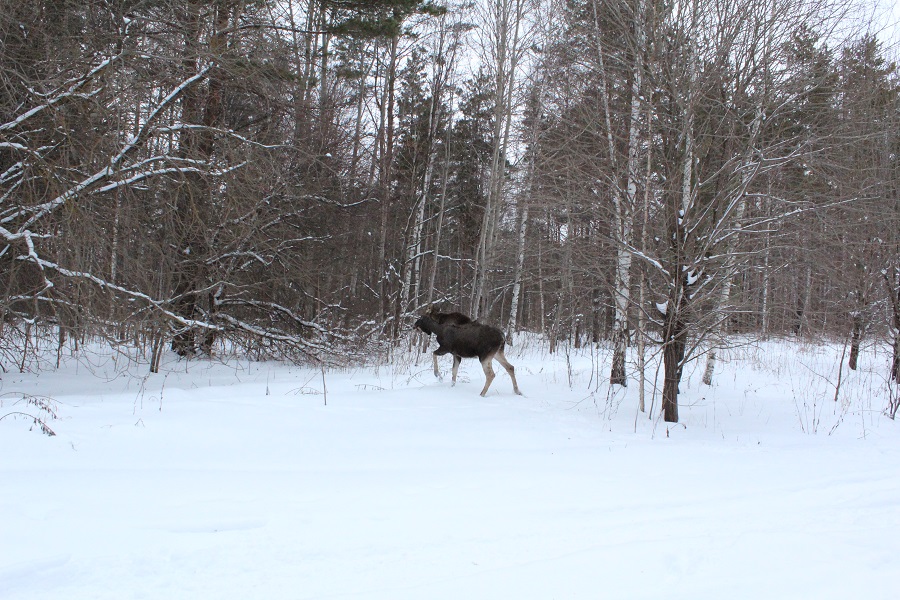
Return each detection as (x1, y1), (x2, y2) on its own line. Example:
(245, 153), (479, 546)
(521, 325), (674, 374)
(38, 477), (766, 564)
(0, 0), (898, 420)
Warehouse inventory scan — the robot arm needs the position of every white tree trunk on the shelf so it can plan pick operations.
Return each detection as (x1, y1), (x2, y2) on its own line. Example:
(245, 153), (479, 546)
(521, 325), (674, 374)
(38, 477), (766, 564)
(401, 185), (428, 313)
(702, 0), (773, 384)
(507, 199), (529, 339)
(593, 0), (645, 386)
(423, 13), (463, 309)
(761, 227), (771, 336)
(636, 101), (654, 412)
(472, 0), (528, 319)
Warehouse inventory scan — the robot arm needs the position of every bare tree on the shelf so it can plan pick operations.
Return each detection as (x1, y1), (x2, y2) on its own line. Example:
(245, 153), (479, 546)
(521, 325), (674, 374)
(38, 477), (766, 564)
(587, 0), (648, 387)
(470, 0), (534, 320)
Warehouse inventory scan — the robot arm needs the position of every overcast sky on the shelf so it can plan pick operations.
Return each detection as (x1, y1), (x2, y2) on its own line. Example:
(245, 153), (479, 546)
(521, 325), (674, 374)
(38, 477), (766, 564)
(876, 0), (900, 46)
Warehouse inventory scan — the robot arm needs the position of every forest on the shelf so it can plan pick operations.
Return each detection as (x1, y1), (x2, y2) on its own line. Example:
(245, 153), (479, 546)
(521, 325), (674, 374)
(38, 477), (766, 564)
(1, 0), (898, 422)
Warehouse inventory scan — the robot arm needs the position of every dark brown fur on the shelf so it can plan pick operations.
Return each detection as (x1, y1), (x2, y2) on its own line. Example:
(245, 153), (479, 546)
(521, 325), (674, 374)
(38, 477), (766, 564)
(425, 307), (472, 327)
(414, 313), (522, 397)
(416, 309), (473, 374)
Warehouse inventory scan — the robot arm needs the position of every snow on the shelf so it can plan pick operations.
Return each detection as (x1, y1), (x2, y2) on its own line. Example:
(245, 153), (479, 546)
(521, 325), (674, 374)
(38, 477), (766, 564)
(2, 337), (899, 599)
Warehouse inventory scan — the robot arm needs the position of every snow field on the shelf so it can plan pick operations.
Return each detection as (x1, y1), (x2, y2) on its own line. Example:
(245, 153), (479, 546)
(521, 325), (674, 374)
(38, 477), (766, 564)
(1, 338), (899, 599)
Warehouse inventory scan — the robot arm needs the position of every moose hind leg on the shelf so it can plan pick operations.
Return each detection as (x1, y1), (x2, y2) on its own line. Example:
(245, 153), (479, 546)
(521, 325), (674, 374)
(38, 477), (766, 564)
(479, 354), (496, 397)
(495, 349), (522, 395)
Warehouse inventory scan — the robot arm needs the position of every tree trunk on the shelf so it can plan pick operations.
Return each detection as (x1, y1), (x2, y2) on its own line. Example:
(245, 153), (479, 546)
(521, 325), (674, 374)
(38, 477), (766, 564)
(662, 297), (686, 424)
(848, 311), (862, 370)
(508, 68), (544, 340)
(892, 330), (900, 385)
(761, 228), (771, 336)
(472, 0), (526, 319)
(171, 1), (232, 355)
(400, 37), (450, 325)
(884, 268), (900, 383)
(426, 132), (452, 307)
(592, 0), (644, 387)
(794, 261), (813, 335)
(663, 0), (698, 422)
(376, 35), (399, 330)
(636, 100), (654, 411)
(507, 198), (528, 341)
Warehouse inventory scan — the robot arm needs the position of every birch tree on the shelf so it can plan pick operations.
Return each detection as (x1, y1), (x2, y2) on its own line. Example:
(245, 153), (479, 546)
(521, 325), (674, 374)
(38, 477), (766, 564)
(397, 7), (467, 328)
(570, 0), (650, 385)
(470, 0), (534, 320)
(702, 0), (778, 385)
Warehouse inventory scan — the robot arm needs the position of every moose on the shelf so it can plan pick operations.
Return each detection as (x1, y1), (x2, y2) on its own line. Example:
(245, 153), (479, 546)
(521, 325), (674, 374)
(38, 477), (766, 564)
(414, 308), (522, 397)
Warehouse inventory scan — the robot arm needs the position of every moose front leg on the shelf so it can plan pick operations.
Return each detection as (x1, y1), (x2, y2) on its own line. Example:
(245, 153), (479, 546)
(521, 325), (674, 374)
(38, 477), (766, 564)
(432, 352), (441, 379)
(451, 355), (461, 386)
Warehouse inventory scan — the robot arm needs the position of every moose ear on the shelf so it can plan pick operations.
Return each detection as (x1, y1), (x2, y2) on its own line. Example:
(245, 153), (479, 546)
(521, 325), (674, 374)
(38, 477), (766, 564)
(425, 305), (435, 316)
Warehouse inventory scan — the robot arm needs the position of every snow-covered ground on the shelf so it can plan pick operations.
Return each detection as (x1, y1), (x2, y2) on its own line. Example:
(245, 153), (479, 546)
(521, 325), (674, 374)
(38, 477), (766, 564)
(2, 336), (899, 599)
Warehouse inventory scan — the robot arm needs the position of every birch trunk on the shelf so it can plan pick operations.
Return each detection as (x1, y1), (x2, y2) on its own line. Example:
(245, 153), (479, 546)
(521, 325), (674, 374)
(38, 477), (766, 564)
(426, 119), (453, 306)
(507, 68), (547, 340)
(592, 0), (644, 387)
(507, 199), (529, 340)
(636, 101), (653, 412)
(472, 0), (526, 320)
(376, 35), (399, 330)
(703, 0), (774, 385)
(760, 193), (772, 337)
(701, 149), (755, 385)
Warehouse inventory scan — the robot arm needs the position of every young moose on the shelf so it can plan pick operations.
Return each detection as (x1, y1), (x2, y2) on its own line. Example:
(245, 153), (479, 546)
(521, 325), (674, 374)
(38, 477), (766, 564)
(414, 311), (522, 397)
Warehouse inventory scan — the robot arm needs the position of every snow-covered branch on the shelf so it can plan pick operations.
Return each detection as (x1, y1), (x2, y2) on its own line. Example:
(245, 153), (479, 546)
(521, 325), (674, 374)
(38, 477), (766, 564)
(17, 254), (218, 332)
(0, 55), (119, 134)
(15, 66), (212, 230)
(217, 298), (342, 339)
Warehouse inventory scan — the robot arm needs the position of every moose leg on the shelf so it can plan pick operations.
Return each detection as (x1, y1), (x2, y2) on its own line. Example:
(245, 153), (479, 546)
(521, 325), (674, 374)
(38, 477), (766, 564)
(451, 355), (461, 386)
(479, 355), (496, 396)
(432, 352), (441, 379)
(494, 349), (522, 395)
